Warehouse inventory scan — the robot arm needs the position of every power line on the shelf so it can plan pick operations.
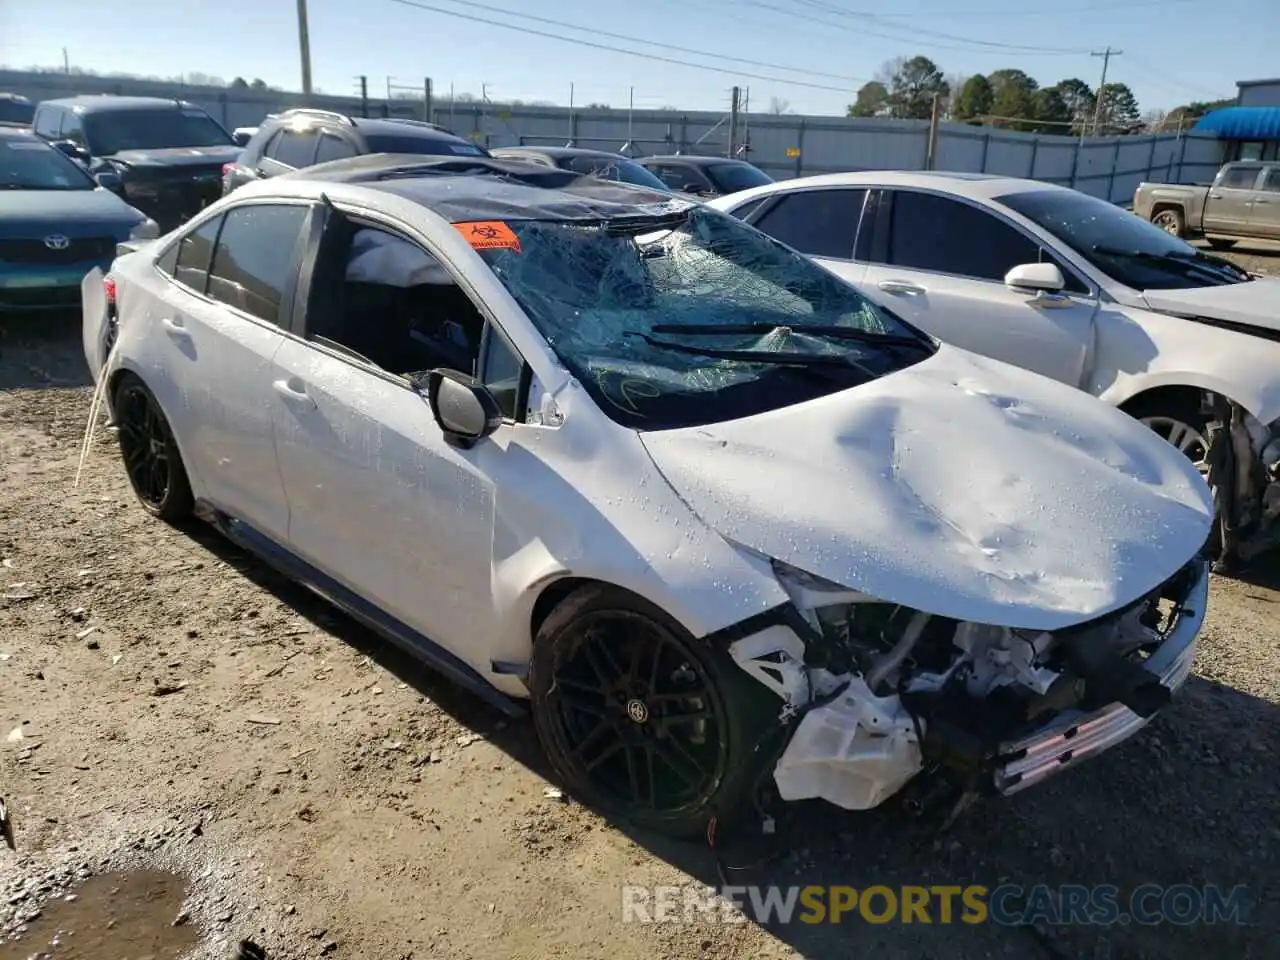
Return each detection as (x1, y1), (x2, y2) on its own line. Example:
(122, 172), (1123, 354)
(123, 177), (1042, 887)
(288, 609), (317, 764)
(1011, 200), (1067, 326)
(421, 0), (865, 82)
(803, 0), (1203, 18)
(384, 0), (862, 92)
(735, 0), (1091, 55)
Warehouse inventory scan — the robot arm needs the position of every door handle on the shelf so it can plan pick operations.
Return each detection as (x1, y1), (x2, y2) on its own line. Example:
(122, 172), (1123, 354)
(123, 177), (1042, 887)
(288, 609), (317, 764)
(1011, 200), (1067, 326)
(272, 378), (316, 408)
(1210, 193), (1224, 199)
(160, 317), (190, 337)
(1254, 198), (1270, 204)
(877, 279), (926, 296)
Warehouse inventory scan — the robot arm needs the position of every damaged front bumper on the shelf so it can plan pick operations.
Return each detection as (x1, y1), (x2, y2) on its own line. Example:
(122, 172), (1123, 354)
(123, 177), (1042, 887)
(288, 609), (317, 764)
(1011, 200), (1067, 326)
(993, 557), (1206, 795)
(1206, 396), (1280, 569)
(730, 557), (1209, 815)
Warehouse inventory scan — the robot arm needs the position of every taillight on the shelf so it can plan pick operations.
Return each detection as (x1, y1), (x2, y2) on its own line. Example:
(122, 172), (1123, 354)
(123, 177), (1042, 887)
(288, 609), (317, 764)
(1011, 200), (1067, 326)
(103, 276), (117, 305)
(221, 163), (235, 178)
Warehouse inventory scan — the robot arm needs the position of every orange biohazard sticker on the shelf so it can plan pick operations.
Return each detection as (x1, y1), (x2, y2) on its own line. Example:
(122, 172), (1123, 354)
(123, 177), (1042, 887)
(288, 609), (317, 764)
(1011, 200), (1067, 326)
(454, 220), (522, 252)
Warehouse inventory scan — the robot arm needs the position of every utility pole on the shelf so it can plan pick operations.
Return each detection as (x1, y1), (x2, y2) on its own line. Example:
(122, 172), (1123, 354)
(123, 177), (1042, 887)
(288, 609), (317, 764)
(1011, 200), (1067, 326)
(62, 47), (70, 75)
(925, 91), (942, 170)
(356, 75), (368, 118)
(727, 85), (740, 159)
(1089, 46), (1122, 137)
(296, 0), (313, 96)
(424, 77), (433, 124)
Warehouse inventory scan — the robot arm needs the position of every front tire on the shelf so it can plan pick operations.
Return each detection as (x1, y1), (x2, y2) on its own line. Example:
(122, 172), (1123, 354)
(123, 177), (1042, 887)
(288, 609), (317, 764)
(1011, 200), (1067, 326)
(1127, 394), (1210, 477)
(528, 584), (777, 839)
(113, 373), (194, 523)
(1151, 207), (1185, 238)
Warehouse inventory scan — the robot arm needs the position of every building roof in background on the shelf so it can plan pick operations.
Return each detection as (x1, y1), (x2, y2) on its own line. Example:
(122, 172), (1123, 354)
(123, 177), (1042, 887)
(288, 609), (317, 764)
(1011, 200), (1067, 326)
(1193, 106), (1280, 140)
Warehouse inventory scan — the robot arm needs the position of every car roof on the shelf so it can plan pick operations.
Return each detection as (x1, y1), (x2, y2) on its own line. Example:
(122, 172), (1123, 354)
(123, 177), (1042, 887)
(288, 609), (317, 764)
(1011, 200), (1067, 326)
(265, 112), (472, 143)
(259, 154), (686, 224)
(492, 145), (631, 161)
(38, 95), (199, 114)
(717, 169), (1076, 207)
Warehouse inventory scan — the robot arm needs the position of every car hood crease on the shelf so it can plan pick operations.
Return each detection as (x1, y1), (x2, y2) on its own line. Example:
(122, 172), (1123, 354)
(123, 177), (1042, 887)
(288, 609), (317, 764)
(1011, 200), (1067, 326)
(1142, 277), (1280, 332)
(639, 346), (1213, 631)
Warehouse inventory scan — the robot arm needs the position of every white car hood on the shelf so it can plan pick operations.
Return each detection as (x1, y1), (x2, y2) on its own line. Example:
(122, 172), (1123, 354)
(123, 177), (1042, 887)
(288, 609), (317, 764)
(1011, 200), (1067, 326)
(640, 346), (1212, 631)
(1142, 277), (1280, 332)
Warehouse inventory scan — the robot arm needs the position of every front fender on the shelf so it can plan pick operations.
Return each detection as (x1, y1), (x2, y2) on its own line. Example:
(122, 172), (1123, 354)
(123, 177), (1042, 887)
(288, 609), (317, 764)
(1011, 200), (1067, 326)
(81, 266), (108, 379)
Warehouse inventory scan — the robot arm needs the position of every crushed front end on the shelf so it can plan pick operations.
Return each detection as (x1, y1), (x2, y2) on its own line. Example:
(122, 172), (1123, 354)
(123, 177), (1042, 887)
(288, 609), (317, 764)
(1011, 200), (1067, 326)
(727, 556), (1209, 815)
(1205, 394), (1280, 571)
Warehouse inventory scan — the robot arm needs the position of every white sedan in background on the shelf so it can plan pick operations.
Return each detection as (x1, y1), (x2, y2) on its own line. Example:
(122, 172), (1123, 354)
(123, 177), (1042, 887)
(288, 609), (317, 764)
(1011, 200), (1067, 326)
(708, 172), (1280, 566)
(81, 156), (1212, 838)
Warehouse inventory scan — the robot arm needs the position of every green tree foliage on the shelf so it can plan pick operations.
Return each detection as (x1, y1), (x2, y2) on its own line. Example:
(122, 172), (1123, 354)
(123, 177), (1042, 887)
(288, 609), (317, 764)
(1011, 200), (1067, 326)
(1054, 78), (1096, 134)
(881, 56), (949, 119)
(952, 74), (993, 123)
(1032, 87), (1071, 133)
(1096, 82), (1140, 133)
(847, 80), (888, 117)
(988, 69), (1038, 131)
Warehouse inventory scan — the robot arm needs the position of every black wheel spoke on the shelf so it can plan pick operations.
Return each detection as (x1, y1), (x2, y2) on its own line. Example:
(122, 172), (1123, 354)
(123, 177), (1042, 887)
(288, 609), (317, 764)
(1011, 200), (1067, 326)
(655, 709), (713, 731)
(623, 745), (643, 803)
(651, 737), (705, 788)
(557, 690), (608, 718)
(570, 718), (616, 766)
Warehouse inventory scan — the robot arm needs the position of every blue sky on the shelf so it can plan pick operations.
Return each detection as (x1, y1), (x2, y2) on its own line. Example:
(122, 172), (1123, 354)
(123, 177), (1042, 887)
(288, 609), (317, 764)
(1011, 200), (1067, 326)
(3, 0), (1274, 115)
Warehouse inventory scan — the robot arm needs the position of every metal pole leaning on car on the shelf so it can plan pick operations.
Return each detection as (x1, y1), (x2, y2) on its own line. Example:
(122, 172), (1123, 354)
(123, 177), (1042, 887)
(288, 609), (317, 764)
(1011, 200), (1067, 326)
(296, 0), (313, 96)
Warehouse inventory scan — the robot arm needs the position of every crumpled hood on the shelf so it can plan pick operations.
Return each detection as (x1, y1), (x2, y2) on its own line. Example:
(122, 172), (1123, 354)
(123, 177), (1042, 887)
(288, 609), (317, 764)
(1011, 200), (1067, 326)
(106, 145), (242, 169)
(640, 346), (1212, 631)
(1142, 277), (1280, 333)
(0, 188), (145, 237)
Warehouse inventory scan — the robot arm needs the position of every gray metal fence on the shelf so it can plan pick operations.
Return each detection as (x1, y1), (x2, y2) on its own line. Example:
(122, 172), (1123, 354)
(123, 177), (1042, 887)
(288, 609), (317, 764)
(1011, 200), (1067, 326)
(2, 69), (1225, 204)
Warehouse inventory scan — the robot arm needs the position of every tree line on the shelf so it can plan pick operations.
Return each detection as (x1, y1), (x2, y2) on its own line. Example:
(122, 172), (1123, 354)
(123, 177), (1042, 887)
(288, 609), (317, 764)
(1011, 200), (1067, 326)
(848, 55), (1231, 136)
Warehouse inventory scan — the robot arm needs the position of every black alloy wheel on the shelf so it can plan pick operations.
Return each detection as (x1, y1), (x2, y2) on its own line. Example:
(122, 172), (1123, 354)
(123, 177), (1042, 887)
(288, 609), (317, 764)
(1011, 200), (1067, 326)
(530, 585), (776, 839)
(113, 374), (193, 522)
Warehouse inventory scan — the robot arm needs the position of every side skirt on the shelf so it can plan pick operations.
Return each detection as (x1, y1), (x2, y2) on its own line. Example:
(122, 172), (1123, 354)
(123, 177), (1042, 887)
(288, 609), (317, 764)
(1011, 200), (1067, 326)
(200, 503), (527, 719)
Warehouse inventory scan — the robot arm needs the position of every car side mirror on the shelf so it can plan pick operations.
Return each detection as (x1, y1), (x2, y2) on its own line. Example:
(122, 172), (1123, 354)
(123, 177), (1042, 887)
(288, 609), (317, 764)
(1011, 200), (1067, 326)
(681, 182), (707, 195)
(95, 170), (122, 191)
(1004, 262), (1065, 293)
(232, 131), (253, 147)
(422, 368), (503, 449)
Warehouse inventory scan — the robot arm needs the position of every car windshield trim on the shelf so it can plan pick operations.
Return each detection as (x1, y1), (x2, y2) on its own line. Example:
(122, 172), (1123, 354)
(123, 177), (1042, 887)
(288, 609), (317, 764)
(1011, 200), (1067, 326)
(996, 188), (1250, 290)
(470, 207), (934, 431)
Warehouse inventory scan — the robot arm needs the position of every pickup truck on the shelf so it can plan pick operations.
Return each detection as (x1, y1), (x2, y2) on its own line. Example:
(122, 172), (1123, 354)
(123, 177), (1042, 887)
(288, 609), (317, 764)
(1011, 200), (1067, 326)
(1133, 160), (1280, 249)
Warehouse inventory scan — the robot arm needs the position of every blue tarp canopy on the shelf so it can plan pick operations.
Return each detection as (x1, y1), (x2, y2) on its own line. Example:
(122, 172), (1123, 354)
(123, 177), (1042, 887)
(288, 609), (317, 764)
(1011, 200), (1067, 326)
(1193, 106), (1280, 139)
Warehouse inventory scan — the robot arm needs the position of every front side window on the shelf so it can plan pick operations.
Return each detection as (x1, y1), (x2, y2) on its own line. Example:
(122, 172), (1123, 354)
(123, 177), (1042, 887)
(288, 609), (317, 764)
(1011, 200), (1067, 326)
(472, 206), (934, 430)
(1259, 167), (1280, 193)
(649, 165), (694, 190)
(33, 108), (61, 139)
(752, 189), (866, 259)
(705, 162), (773, 193)
(170, 215), (223, 292)
(882, 191), (1041, 282)
(206, 205), (310, 324)
(998, 188), (1250, 290)
(1218, 165), (1261, 189)
(0, 138), (95, 191)
(82, 108), (232, 155)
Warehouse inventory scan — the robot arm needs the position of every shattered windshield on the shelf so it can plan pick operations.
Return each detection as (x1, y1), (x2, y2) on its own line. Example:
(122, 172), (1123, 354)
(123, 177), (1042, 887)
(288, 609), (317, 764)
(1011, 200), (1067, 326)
(997, 189), (1250, 289)
(474, 207), (935, 430)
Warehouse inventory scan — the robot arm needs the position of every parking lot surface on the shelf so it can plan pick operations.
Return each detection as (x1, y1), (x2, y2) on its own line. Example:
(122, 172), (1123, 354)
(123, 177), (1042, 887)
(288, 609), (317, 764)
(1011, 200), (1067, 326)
(1, 246), (1278, 959)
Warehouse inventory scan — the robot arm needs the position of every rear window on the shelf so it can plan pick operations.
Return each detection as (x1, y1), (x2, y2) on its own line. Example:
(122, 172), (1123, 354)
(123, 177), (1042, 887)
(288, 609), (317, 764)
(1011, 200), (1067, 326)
(706, 162), (773, 193)
(83, 107), (234, 155)
(363, 135), (487, 157)
(0, 98), (33, 125)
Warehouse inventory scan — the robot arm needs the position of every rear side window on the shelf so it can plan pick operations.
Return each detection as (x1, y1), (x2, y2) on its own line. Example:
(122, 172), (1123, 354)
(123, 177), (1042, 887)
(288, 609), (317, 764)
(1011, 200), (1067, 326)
(169, 215), (223, 292)
(315, 134), (358, 164)
(206, 204), (310, 324)
(34, 108), (61, 139)
(752, 189), (867, 259)
(362, 134), (486, 156)
(268, 129), (320, 168)
(650, 164), (693, 190)
(1262, 167), (1280, 193)
(883, 191), (1041, 282)
(727, 196), (769, 221)
(1219, 166), (1261, 189)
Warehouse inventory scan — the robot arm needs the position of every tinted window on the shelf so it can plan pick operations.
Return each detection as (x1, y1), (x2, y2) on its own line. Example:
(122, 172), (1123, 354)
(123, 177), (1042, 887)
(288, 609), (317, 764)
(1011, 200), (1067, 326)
(1260, 167), (1280, 193)
(172, 216), (222, 292)
(705, 162), (773, 193)
(884, 191), (1041, 281)
(81, 108), (231, 154)
(206, 205), (309, 324)
(650, 164), (697, 190)
(0, 98), (33, 125)
(33, 108), (61, 139)
(61, 113), (83, 144)
(315, 134), (357, 164)
(0, 138), (95, 190)
(362, 134), (486, 156)
(269, 129), (320, 168)
(566, 155), (669, 191)
(1219, 166), (1260, 189)
(997, 188), (1250, 290)
(753, 189), (866, 259)
(728, 196), (769, 221)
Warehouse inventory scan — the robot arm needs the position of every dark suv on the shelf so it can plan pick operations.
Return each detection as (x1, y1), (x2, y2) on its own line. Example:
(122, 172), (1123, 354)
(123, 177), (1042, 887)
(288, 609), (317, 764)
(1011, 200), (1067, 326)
(221, 110), (490, 196)
(0, 93), (34, 128)
(31, 96), (241, 231)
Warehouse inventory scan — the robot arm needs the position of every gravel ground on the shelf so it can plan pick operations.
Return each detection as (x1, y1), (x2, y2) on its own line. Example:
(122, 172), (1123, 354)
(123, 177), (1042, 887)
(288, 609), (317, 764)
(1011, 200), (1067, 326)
(1, 249), (1278, 959)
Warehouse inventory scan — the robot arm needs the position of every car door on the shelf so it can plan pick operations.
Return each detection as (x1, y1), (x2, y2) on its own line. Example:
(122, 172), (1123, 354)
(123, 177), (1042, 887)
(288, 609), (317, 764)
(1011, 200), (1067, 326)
(745, 187), (870, 286)
(1203, 165), (1262, 234)
(1246, 166), (1280, 239)
(268, 209), (526, 666)
(149, 201), (312, 541)
(859, 188), (1097, 387)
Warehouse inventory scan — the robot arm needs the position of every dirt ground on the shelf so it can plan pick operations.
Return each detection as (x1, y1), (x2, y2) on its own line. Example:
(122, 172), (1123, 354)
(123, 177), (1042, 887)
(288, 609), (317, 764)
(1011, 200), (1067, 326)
(2, 248), (1279, 959)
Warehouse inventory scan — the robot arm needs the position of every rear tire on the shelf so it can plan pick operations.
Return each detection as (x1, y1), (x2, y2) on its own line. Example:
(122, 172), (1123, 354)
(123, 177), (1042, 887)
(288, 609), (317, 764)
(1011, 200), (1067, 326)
(1206, 237), (1237, 250)
(1151, 207), (1185, 238)
(113, 373), (194, 524)
(528, 584), (778, 840)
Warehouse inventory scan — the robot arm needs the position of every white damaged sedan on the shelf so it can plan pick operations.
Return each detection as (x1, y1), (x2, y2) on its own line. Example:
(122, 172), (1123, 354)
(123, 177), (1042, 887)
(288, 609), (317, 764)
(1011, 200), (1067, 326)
(82, 155), (1212, 838)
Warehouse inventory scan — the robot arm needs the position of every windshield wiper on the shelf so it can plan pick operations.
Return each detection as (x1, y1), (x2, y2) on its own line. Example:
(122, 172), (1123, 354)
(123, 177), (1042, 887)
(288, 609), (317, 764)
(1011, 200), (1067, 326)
(1090, 244), (1248, 281)
(648, 322), (928, 348)
(638, 333), (858, 366)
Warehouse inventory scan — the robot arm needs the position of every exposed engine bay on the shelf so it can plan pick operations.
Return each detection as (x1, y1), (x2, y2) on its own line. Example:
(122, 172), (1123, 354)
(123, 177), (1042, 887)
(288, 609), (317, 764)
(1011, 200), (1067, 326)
(729, 557), (1207, 814)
